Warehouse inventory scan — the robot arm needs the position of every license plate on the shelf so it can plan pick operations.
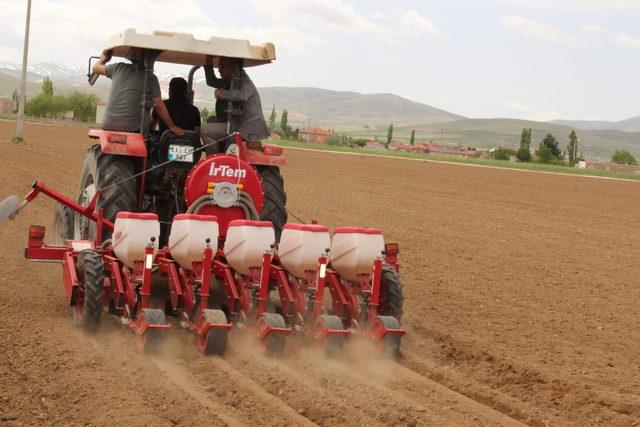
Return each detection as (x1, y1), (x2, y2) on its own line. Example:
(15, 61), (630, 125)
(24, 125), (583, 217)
(168, 144), (194, 162)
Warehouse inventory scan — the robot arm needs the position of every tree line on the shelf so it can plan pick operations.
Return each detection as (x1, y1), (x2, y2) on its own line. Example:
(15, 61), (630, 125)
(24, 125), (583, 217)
(19, 77), (98, 122)
(493, 127), (637, 166)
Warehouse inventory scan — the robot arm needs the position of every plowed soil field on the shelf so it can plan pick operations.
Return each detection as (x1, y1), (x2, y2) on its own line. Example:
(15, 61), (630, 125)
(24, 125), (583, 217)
(1, 120), (639, 426)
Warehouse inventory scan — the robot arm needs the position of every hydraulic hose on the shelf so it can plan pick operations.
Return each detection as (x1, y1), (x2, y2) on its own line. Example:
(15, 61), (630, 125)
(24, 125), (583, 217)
(184, 190), (259, 220)
(238, 191), (259, 220)
(186, 195), (212, 214)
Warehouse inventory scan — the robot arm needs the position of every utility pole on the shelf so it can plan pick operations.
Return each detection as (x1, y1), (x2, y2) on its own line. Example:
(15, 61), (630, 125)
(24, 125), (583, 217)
(440, 128), (443, 145)
(15, 0), (32, 142)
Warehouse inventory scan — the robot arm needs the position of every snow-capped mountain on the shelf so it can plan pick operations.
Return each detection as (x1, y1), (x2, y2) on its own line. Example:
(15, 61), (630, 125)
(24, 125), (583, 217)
(0, 61), (87, 85)
(0, 61), (207, 87)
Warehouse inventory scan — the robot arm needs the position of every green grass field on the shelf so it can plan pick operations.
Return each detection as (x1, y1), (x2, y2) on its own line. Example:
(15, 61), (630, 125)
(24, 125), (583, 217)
(270, 138), (640, 181)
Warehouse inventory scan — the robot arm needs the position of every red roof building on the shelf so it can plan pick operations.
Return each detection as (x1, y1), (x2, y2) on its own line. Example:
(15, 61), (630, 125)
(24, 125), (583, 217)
(365, 140), (384, 149)
(300, 127), (330, 144)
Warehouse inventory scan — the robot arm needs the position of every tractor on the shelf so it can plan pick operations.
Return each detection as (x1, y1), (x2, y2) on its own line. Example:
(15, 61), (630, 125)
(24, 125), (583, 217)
(0, 29), (405, 356)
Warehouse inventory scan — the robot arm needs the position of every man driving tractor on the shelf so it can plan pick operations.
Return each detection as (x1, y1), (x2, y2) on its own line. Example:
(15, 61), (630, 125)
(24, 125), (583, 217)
(149, 77), (201, 135)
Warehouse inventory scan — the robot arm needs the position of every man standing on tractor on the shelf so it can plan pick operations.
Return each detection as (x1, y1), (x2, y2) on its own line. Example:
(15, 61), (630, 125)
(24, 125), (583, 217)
(92, 48), (185, 136)
(201, 56), (269, 153)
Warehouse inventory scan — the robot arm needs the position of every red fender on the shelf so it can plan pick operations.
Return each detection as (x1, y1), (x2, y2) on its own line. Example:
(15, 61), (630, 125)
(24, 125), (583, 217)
(88, 129), (147, 158)
(244, 144), (286, 167)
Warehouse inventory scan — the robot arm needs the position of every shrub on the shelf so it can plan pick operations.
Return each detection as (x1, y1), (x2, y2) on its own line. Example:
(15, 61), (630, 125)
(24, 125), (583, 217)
(541, 133), (562, 158)
(516, 147), (531, 162)
(25, 87), (97, 121)
(350, 138), (368, 147)
(536, 145), (564, 164)
(65, 91), (98, 121)
(536, 143), (554, 164)
(326, 132), (344, 146)
(611, 149), (638, 166)
(493, 148), (516, 161)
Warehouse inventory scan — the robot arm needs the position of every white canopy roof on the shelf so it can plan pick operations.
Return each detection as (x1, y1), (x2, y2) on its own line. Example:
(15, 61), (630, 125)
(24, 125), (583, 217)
(106, 29), (276, 67)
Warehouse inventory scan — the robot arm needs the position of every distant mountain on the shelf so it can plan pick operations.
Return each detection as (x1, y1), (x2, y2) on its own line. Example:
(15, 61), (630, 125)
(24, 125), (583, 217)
(1, 62), (638, 160)
(0, 61), (87, 86)
(0, 62), (464, 128)
(613, 116), (640, 132)
(550, 116), (640, 133)
(253, 87), (464, 128)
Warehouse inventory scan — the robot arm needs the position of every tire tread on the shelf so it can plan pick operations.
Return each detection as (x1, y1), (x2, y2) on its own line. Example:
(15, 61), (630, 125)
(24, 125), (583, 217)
(256, 165), (287, 240)
(77, 249), (104, 333)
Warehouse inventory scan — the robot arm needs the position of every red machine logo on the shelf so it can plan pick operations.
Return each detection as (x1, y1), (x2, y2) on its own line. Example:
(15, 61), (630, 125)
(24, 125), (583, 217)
(209, 163), (247, 179)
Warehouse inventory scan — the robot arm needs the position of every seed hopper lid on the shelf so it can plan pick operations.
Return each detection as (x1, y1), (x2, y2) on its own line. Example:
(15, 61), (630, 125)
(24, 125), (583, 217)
(0, 195), (19, 224)
(105, 28), (276, 67)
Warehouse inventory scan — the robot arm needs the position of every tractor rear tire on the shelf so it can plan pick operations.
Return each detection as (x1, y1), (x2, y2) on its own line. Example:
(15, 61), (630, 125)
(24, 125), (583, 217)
(76, 145), (137, 240)
(196, 309), (228, 356)
(258, 312), (286, 357)
(74, 249), (104, 333)
(256, 165), (287, 241)
(379, 265), (404, 323)
(52, 203), (74, 245)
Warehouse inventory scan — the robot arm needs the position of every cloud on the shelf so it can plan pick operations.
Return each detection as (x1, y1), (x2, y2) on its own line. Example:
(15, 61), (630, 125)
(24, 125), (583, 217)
(251, 0), (392, 36)
(494, 0), (640, 10)
(0, 0), (320, 67)
(501, 15), (580, 47)
(369, 11), (388, 21)
(581, 24), (606, 35)
(217, 25), (325, 55)
(569, 0), (640, 7)
(613, 33), (640, 48)
(251, 0), (444, 40)
(398, 11), (445, 39)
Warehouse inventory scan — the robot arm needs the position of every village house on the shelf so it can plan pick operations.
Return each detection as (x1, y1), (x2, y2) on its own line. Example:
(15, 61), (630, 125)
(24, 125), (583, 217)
(0, 97), (16, 115)
(299, 127), (330, 144)
(365, 140), (384, 149)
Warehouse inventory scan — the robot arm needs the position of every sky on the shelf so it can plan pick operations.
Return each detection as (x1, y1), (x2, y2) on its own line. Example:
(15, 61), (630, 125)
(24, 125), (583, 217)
(1, 0), (639, 122)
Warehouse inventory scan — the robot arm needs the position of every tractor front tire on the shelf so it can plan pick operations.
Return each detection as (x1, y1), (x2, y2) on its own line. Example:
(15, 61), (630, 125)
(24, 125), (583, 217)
(76, 145), (137, 240)
(256, 165), (287, 241)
